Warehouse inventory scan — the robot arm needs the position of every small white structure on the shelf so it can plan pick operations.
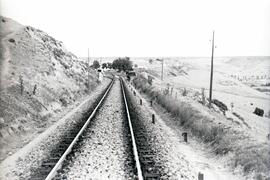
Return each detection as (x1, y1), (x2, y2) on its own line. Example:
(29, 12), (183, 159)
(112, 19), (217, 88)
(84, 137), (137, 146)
(97, 69), (103, 82)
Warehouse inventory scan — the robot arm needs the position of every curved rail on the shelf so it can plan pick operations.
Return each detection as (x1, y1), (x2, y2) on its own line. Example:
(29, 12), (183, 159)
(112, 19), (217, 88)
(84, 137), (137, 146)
(120, 78), (144, 180)
(45, 78), (115, 180)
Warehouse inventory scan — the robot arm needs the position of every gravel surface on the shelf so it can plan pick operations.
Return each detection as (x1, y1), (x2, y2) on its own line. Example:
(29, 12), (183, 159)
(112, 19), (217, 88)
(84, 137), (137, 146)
(56, 79), (136, 179)
(0, 79), (112, 180)
(125, 81), (198, 179)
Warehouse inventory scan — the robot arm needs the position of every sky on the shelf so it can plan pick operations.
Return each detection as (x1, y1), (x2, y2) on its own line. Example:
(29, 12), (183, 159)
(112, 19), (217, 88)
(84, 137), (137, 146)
(0, 0), (269, 57)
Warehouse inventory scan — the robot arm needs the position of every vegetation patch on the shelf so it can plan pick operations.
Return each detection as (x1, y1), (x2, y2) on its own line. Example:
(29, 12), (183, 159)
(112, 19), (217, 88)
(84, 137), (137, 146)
(132, 75), (270, 178)
(8, 38), (15, 43)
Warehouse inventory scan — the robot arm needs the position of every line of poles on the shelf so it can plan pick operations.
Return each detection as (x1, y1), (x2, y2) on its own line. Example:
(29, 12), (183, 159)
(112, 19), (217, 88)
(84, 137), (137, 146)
(87, 31), (216, 107)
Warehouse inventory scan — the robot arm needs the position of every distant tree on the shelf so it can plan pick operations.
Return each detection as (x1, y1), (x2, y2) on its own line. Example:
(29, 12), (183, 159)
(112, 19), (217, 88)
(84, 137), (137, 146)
(107, 62), (112, 69)
(92, 60), (100, 69)
(102, 63), (107, 69)
(134, 64), (138, 68)
(112, 57), (133, 71)
(149, 59), (153, 64)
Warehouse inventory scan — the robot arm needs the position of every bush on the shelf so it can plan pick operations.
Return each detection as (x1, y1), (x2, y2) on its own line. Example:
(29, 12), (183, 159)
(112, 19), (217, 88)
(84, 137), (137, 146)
(253, 107), (264, 117)
(8, 38), (15, 43)
(212, 99), (228, 112)
(59, 97), (68, 107)
(91, 60), (100, 69)
(112, 57), (133, 71)
(182, 88), (187, 96)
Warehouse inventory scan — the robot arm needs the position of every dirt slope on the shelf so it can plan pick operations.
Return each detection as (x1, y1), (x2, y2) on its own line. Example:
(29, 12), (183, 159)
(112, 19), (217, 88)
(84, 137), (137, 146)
(0, 16), (98, 161)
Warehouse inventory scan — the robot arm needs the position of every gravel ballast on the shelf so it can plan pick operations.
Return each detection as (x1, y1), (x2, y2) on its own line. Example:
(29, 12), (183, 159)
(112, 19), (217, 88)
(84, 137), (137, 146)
(124, 81), (197, 179)
(56, 79), (136, 179)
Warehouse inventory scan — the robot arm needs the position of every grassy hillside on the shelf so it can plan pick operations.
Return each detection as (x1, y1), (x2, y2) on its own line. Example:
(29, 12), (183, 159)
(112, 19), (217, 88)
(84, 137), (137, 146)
(130, 57), (270, 179)
(0, 16), (98, 160)
(132, 57), (270, 138)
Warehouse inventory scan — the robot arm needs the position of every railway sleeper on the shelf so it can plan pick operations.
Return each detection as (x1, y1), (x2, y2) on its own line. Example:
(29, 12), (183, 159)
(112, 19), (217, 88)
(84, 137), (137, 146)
(138, 149), (154, 154)
(142, 160), (156, 167)
(43, 157), (59, 164)
(143, 172), (161, 179)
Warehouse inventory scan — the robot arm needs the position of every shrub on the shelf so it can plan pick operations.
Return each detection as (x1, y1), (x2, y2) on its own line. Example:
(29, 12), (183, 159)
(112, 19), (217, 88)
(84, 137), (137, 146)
(8, 38), (15, 43)
(253, 107), (264, 117)
(59, 97), (68, 107)
(212, 99), (228, 112)
(182, 88), (187, 96)
(33, 84), (37, 95)
(91, 60), (100, 69)
(112, 57), (133, 71)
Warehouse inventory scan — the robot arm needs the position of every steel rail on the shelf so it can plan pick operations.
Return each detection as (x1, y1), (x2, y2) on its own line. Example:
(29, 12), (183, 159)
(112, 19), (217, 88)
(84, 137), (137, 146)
(120, 78), (144, 180)
(45, 78), (115, 180)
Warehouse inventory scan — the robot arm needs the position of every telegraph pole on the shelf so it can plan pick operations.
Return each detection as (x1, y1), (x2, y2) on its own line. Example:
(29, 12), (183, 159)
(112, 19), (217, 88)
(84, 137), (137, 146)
(209, 31), (215, 108)
(161, 59), (164, 81)
(88, 48), (90, 91)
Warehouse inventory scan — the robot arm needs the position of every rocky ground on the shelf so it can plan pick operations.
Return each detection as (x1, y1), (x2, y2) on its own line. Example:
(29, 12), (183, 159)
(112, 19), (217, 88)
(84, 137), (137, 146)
(56, 79), (136, 179)
(124, 81), (197, 179)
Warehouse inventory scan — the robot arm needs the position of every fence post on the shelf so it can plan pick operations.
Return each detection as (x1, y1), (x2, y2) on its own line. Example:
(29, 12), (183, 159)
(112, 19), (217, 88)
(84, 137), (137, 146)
(152, 114), (155, 124)
(198, 172), (204, 180)
(33, 84), (37, 95)
(19, 76), (24, 95)
(182, 132), (187, 142)
(201, 88), (205, 105)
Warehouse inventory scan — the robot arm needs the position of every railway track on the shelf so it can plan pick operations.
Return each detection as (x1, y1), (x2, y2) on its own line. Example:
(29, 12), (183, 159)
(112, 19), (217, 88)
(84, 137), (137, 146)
(30, 77), (163, 180)
(28, 78), (115, 180)
(122, 79), (163, 179)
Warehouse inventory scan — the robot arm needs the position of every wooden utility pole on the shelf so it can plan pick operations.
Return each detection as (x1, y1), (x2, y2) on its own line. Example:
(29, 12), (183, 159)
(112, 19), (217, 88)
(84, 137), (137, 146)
(156, 58), (164, 81)
(209, 31), (215, 108)
(161, 59), (164, 81)
(88, 48), (90, 90)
